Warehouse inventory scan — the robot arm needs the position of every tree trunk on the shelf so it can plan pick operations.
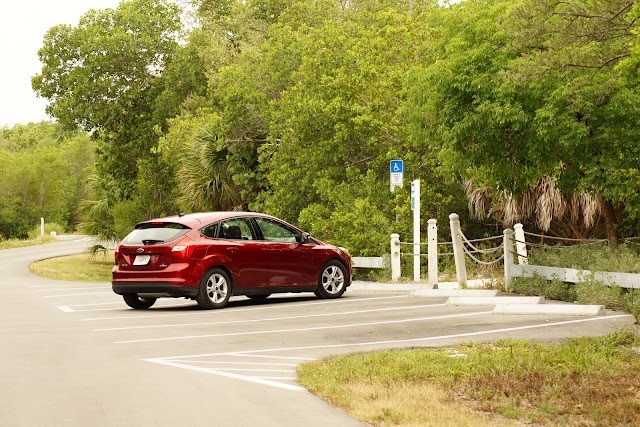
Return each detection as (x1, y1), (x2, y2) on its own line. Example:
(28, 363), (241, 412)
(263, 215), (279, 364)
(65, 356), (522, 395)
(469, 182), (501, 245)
(600, 197), (623, 245)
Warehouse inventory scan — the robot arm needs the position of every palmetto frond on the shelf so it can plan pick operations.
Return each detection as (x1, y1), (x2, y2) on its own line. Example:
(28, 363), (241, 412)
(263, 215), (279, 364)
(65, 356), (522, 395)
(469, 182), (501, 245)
(465, 177), (605, 239)
(177, 125), (243, 212)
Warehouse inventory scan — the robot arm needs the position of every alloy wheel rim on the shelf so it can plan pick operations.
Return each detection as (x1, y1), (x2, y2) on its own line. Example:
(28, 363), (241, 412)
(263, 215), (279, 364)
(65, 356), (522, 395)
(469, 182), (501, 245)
(207, 274), (228, 303)
(322, 265), (344, 294)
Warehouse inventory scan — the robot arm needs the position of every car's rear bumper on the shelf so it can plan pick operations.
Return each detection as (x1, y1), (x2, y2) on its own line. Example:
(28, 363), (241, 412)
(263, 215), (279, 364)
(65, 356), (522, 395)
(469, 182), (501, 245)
(112, 281), (199, 297)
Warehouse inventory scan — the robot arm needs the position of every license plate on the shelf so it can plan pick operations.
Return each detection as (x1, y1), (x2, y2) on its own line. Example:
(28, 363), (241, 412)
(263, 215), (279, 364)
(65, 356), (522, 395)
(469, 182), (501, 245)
(133, 255), (151, 266)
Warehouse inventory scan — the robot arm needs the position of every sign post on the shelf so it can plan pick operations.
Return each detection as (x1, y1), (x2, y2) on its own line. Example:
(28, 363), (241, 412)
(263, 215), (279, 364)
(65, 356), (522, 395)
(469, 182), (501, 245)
(411, 179), (420, 281)
(390, 160), (403, 192)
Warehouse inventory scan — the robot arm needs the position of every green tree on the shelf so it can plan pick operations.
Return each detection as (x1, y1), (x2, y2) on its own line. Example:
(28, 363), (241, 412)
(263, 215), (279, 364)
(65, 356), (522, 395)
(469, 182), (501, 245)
(403, 0), (640, 240)
(32, 0), (185, 195)
(0, 123), (94, 239)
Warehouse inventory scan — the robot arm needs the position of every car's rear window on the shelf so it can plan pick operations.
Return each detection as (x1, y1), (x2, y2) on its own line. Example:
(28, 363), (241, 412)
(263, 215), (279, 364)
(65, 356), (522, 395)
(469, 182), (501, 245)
(123, 222), (190, 245)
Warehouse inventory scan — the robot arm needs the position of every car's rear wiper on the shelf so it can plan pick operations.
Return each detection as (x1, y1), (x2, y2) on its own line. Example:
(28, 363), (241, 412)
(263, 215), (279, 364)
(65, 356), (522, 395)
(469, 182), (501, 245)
(142, 239), (165, 245)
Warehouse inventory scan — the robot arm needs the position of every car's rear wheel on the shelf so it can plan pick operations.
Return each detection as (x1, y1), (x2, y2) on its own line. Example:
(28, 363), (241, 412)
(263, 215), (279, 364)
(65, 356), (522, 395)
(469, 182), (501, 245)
(315, 260), (348, 299)
(196, 268), (232, 309)
(122, 294), (156, 309)
(247, 294), (270, 302)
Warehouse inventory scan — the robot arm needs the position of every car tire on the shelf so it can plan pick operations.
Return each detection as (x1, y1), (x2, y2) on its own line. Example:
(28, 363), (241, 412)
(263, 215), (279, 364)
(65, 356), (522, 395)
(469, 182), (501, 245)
(123, 293), (156, 309)
(315, 260), (348, 299)
(247, 294), (270, 302)
(196, 268), (232, 309)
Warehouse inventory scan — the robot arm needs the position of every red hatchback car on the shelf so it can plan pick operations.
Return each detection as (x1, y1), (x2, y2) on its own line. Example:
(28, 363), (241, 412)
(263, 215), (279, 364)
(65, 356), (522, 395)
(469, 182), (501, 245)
(112, 212), (352, 309)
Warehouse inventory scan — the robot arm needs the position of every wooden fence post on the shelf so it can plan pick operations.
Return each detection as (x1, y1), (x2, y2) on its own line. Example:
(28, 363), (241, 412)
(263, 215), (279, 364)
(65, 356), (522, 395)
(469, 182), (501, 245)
(504, 228), (515, 290)
(391, 233), (401, 281)
(449, 213), (467, 286)
(513, 223), (528, 265)
(427, 219), (438, 287)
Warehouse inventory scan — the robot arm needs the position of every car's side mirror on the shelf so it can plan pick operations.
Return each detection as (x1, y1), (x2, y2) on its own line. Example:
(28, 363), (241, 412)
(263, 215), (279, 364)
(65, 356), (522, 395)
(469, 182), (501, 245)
(299, 232), (311, 244)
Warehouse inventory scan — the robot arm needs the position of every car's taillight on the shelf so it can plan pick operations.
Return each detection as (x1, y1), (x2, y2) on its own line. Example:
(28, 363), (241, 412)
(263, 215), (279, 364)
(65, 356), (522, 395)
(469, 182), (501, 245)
(114, 246), (121, 265)
(171, 237), (195, 258)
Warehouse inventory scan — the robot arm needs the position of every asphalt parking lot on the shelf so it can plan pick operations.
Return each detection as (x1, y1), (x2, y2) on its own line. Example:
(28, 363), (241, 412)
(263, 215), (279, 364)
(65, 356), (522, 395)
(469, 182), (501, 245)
(42, 281), (634, 390)
(1, 238), (635, 426)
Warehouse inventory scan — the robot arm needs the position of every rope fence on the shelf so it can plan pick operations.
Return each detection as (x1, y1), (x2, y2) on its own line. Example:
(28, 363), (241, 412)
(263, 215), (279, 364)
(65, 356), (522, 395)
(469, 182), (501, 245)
(390, 216), (640, 288)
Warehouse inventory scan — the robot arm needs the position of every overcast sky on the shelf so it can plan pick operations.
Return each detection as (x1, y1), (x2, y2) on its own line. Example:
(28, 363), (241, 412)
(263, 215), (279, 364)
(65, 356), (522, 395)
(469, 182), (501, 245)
(0, 0), (123, 127)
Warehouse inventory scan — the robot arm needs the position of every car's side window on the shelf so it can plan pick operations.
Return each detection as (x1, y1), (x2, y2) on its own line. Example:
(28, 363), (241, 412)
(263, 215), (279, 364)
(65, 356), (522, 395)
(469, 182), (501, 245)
(255, 218), (299, 243)
(200, 223), (219, 239)
(220, 218), (254, 240)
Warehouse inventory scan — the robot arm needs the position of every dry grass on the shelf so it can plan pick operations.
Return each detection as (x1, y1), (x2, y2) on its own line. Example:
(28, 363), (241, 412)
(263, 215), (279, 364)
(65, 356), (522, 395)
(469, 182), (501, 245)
(30, 252), (114, 282)
(331, 382), (519, 426)
(0, 235), (58, 250)
(298, 329), (640, 426)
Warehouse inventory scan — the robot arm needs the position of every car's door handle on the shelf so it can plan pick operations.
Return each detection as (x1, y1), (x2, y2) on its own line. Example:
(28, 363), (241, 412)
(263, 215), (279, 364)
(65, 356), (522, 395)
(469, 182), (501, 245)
(227, 248), (239, 254)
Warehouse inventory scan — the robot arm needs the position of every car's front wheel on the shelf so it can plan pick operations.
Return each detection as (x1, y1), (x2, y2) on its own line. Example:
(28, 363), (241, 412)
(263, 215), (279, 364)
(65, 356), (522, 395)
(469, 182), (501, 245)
(122, 294), (156, 309)
(315, 260), (348, 299)
(196, 268), (232, 309)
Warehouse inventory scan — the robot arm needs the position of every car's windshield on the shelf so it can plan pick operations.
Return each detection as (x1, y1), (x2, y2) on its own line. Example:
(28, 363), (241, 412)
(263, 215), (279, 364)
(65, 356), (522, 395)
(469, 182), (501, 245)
(123, 223), (190, 245)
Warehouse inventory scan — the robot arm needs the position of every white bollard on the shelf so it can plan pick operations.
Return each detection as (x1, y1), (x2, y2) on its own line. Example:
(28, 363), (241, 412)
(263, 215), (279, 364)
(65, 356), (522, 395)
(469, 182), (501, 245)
(427, 218), (438, 287)
(412, 180), (421, 281)
(391, 233), (401, 281)
(513, 223), (528, 265)
(449, 213), (467, 286)
(503, 228), (515, 290)
(41, 217), (45, 236)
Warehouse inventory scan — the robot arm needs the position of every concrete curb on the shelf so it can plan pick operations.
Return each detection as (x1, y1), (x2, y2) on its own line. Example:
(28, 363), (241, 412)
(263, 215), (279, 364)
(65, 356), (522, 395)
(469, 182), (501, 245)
(350, 279), (493, 293)
(446, 296), (544, 305)
(349, 281), (606, 316)
(349, 282), (435, 292)
(412, 289), (500, 297)
(493, 304), (607, 316)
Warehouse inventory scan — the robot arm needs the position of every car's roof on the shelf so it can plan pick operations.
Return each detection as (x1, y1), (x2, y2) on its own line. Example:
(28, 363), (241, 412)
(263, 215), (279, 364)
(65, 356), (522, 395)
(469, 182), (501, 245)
(139, 212), (276, 228)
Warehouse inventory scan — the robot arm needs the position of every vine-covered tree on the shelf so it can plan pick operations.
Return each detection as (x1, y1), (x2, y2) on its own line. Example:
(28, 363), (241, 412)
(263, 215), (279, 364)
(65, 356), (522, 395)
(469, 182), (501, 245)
(403, 0), (640, 240)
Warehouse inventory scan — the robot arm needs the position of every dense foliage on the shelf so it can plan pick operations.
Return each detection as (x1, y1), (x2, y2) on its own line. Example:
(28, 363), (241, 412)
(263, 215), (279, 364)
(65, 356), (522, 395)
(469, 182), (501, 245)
(17, 0), (640, 251)
(0, 123), (95, 239)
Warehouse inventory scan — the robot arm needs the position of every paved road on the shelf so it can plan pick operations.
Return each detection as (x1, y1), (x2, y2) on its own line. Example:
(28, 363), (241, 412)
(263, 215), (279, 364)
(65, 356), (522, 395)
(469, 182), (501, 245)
(1, 238), (635, 426)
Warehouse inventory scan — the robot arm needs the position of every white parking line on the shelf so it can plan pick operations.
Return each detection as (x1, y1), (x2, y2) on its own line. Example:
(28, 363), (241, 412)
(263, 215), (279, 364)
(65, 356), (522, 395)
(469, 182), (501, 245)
(181, 361), (298, 366)
(81, 295), (410, 321)
(224, 354), (314, 361)
(149, 314), (633, 361)
(208, 368), (294, 373)
(57, 301), (194, 313)
(115, 311), (493, 344)
(94, 303), (446, 332)
(146, 358), (307, 392)
(44, 292), (114, 298)
(259, 376), (297, 380)
(36, 286), (111, 292)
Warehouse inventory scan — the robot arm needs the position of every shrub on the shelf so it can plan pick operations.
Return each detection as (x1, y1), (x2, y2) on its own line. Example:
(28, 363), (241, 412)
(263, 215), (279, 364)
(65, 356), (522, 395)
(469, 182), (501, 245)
(27, 222), (67, 239)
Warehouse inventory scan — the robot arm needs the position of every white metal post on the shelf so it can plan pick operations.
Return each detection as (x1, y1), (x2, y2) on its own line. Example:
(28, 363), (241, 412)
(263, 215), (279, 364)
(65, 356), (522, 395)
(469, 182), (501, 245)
(449, 213), (467, 286)
(513, 223), (528, 265)
(391, 233), (401, 281)
(504, 228), (515, 290)
(41, 217), (44, 236)
(412, 180), (421, 281)
(427, 218), (438, 287)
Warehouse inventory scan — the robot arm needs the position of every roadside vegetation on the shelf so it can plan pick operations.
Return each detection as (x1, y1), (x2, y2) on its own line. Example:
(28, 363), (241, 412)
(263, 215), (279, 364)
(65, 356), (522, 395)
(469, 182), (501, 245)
(511, 243), (640, 324)
(29, 252), (114, 282)
(0, 235), (58, 250)
(0, 0), (633, 255)
(298, 328), (640, 426)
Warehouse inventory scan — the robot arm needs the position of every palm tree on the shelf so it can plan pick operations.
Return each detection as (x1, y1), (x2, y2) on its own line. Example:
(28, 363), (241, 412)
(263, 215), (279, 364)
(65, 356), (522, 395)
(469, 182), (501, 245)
(463, 177), (620, 240)
(177, 125), (243, 212)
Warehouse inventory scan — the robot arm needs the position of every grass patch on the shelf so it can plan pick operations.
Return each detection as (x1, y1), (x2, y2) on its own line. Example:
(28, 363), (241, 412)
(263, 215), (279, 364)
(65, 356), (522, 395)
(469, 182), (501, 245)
(0, 235), (59, 250)
(30, 251), (114, 282)
(298, 328), (640, 426)
(511, 244), (640, 323)
(525, 243), (640, 273)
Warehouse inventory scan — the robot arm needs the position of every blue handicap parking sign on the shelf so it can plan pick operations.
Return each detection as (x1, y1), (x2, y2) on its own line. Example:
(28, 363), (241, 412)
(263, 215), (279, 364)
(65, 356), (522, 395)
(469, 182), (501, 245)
(390, 160), (403, 173)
